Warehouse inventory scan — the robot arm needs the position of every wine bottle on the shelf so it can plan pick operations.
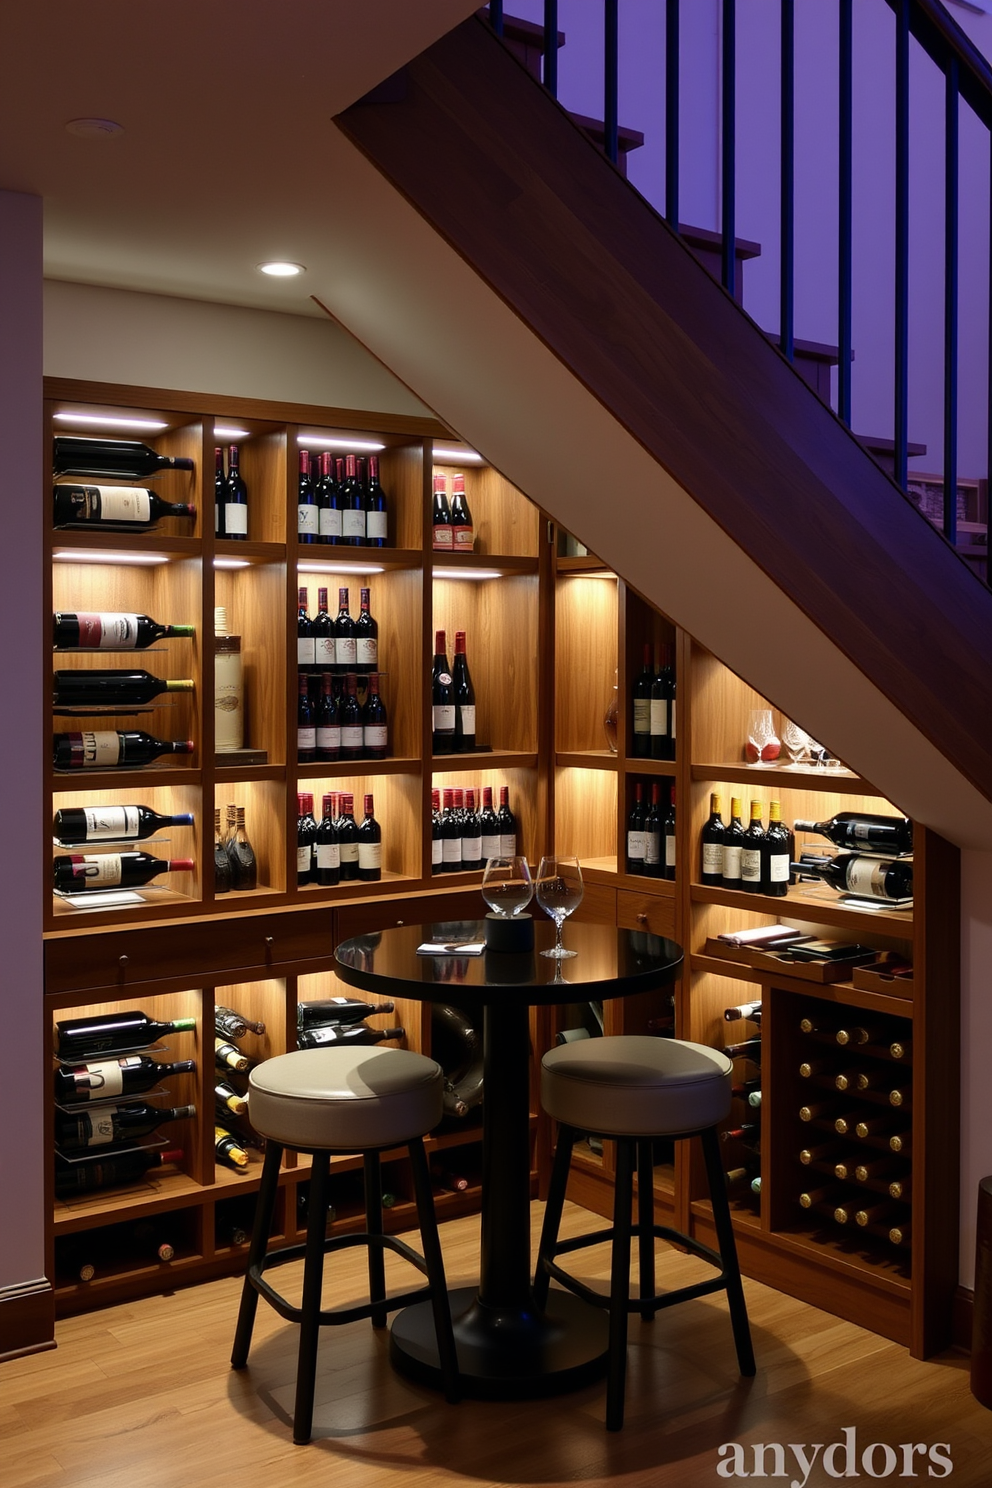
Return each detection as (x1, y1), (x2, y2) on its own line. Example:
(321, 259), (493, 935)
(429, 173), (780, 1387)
(724, 1000), (762, 1022)
(210, 806), (232, 895)
(215, 1005), (265, 1040)
(798, 1184), (845, 1211)
(297, 997), (395, 1030)
(339, 673), (363, 761)
(215, 1126), (250, 1171)
(724, 1038), (762, 1061)
(700, 792), (726, 885)
(364, 455), (389, 546)
(297, 1023), (405, 1049)
(53, 730), (195, 771)
(355, 587), (378, 668)
(297, 587), (315, 670)
(431, 787), (443, 874)
(432, 472), (453, 550)
(55, 1146), (184, 1196)
(53, 804), (194, 845)
(297, 448), (317, 543)
(337, 793), (359, 881)
(362, 673), (389, 761)
(799, 1141), (844, 1165)
(431, 1164), (470, 1192)
(498, 785), (517, 857)
(313, 792), (341, 887)
(358, 793), (382, 882)
(215, 1036), (249, 1074)
(224, 445), (249, 538)
(650, 644), (675, 760)
(53, 852), (195, 895)
(626, 781), (647, 874)
(741, 801), (765, 892)
(54, 1010), (196, 1059)
(216, 1078), (250, 1117)
(631, 644), (653, 758)
(53, 613), (195, 651)
(334, 453), (362, 544)
(479, 785), (500, 861)
(315, 450), (342, 543)
(53, 437), (195, 480)
(441, 787), (461, 872)
(720, 1123), (759, 1145)
(54, 1054), (196, 1104)
(461, 788), (482, 869)
(449, 472), (474, 551)
(643, 780), (662, 877)
(312, 587), (336, 672)
(316, 673), (340, 762)
(214, 445), (225, 537)
(432, 630), (455, 753)
(53, 484), (196, 530)
(452, 631), (476, 751)
(297, 672), (316, 763)
(793, 812), (913, 857)
(56, 1101), (196, 1152)
(763, 800), (791, 897)
(53, 670), (195, 709)
(297, 791), (317, 886)
(662, 784), (676, 881)
(791, 854), (913, 903)
(722, 796), (744, 887)
(334, 587), (358, 674)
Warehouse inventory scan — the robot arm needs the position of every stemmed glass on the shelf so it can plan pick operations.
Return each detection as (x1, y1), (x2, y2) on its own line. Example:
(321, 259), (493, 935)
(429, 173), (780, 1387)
(746, 708), (780, 766)
(535, 855), (584, 959)
(481, 856), (534, 918)
(781, 719), (811, 769)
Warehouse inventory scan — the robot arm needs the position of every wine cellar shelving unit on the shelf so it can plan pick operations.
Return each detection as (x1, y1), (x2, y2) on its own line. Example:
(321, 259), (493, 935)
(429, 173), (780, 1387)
(43, 378), (958, 1358)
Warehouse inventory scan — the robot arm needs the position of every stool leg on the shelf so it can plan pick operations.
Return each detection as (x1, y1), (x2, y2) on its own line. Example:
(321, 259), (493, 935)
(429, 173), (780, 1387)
(293, 1150), (331, 1444)
(408, 1135), (461, 1404)
(607, 1137), (635, 1431)
(363, 1150), (388, 1329)
(637, 1139), (656, 1321)
(533, 1123), (577, 1310)
(231, 1140), (283, 1369)
(701, 1126), (756, 1378)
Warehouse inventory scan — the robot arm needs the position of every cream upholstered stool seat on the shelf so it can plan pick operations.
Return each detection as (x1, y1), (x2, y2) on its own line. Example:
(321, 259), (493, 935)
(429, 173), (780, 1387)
(231, 1046), (459, 1442)
(535, 1036), (755, 1430)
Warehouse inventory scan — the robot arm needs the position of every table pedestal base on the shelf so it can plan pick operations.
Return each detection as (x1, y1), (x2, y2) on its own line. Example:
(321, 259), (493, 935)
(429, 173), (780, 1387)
(389, 1286), (609, 1399)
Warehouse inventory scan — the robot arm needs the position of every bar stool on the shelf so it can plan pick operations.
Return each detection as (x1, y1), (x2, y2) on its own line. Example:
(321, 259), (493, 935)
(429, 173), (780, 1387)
(534, 1036), (755, 1430)
(231, 1045), (460, 1442)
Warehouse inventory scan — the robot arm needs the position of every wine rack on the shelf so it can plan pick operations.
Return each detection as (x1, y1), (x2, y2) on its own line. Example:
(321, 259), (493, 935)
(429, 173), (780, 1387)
(42, 377), (957, 1361)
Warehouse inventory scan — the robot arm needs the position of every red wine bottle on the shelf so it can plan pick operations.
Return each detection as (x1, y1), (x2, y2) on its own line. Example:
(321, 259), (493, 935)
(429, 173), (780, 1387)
(214, 445), (225, 537)
(452, 631), (476, 751)
(53, 730), (195, 770)
(215, 1037), (249, 1074)
(53, 852), (195, 895)
(358, 793), (382, 882)
(626, 782), (647, 874)
(432, 472), (453, 550)
(316, 450), (342, 543)
(498, 785), (517, 857)
(297, 1022), (405, 1049)
(431, 787), (443, 874)
(337, 792), (360, 881)
(355, 586), (378, 668)
(643, 780), (662, 877)
(631, 644), (653, 758)
(55, 1009), (196, 1059)
(461, 787), (482, 869)
(54, 1055), (196, 1103)
(224, 445), (248, 539)
(53, 613), (195, 650)
(226, 806), (256, 890)
(450, 473), (474, 552)
(55, 1102), (195, 1152)
(53, 485), (196, 530)
(297, 587), (315, 670)
(297, 996), (396, 1030)
(722, 797), (745, 887)
(362, 673), (388, 760)
(53, 670), (194, 708)
(741, 801), (765, 893)
(364, 454), (388, 546)
(700, 792), (726, 885)
(662, 785), (676, 881)
(215, 1126), (249, 1171)
(316, 674), (340, 762)
(339, 673), (363, 762)
(432, 630), (455, 754)
(340, 454), (366, 545)
(334, 587), (357, 674)
(793, 854), (913, 903)
(55, 1146), (184, 1196)
(650, 645), (675, 760)
(479, 785), (500, 861)
(297, 448), (317, 543)
(52, 437), (195, 479)
(297, 791), (317, 886)
(53, 804), (194, 845)
(315, 793), (341, 886)
(793, 812), (912, 856)
(312, 587), (336, 672)
(216, 1078), (249, 1116)
(297, 673), (316, 763)
(440, 787), (461, 872)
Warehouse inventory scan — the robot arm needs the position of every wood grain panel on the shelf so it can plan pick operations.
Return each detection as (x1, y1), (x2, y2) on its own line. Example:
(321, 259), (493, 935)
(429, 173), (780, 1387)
(554, 573), (618, 753)
(431, 573), (539, 753)
(553, 764), (616, 865)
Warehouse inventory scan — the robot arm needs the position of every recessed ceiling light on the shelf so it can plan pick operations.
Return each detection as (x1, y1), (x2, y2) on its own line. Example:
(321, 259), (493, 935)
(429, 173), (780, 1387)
(297, 434), (385, 451)
(54, 412), (168, 431)
(65, 118), (123, 139)
(258, 261), (306, 277)
(214, 427), (250, 439)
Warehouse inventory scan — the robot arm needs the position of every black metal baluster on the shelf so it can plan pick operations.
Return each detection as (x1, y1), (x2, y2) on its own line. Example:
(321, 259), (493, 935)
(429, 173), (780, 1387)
(944, 58), (959, 546)
(490, 0), (503, 38)
(666, 0), (680, 230)
(605, 0), (619, 166)
(722, 0), (737, 294)
(780, 0), (794, 360)
(894, 0), (910, 490)
(839, 0), (853, 424)
(544, 0), (558, 98)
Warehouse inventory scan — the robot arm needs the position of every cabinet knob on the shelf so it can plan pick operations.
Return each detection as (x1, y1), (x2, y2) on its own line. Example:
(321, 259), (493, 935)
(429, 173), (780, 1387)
(636, 913), (648, 926)
(118, 954), (129, 967)
(396, 919), (404, 926)
(264, 936), (274, 948)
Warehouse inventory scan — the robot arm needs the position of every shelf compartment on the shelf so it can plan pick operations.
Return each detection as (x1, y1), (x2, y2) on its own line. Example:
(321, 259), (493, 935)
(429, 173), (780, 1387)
(214, 560), (287, 766)
(430, 455), (539, 557)
(432, 571), (538, 754)
(297, 547), (423, 573)
(555, 765), (617, 868)
(213, 777), (287, 898)
(556, 569), (618, 754)
(431, 763), (537, 868)
(691, 762), (880, 795)
(691, 881), (913, 935)
(296, 770), (422, 883)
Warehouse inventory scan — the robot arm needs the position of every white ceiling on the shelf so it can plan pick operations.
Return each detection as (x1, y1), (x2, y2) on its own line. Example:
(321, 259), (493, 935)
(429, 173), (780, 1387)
(0, 0), (480, 314)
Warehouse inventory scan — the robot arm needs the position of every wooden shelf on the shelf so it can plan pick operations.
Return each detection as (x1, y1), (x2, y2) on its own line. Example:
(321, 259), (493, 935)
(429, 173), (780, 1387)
(690, 880), (913, 936)
(691, 761), (882, 794)
(556, 750), (617, 770)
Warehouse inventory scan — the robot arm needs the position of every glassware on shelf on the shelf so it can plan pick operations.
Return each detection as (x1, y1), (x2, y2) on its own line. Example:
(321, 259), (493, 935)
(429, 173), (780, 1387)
(781, 719), (811, 769)
(481, 856), (534, 917)
(745, 708), (781, 766)
(603, 669), (618, 754)
(536, 855), (584, 959)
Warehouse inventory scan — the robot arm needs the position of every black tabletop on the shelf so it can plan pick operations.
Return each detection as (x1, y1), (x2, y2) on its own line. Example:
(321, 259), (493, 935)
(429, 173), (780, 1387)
(334, 919), (683, 1007)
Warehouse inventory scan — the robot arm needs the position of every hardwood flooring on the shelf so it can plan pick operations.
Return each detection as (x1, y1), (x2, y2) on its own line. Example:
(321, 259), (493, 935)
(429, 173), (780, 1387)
(4, 1203), (990, 1487)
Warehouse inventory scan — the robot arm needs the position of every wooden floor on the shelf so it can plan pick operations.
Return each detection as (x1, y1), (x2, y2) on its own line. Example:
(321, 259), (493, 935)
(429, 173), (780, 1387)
(4, 1202), (991, 1487)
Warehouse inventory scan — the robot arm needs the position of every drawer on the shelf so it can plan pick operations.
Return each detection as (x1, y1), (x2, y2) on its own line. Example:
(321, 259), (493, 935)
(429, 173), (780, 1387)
(570, 880), (618, 926)
(45, 907), (335, 995)
(335, 887), (487, 941)
(617, 887), (676, 939)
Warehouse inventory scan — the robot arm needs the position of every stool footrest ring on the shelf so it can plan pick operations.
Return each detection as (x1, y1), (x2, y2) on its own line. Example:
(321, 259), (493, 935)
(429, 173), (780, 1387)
(541, 1222), (730, 1316)
(247, 1231), (435, 1329)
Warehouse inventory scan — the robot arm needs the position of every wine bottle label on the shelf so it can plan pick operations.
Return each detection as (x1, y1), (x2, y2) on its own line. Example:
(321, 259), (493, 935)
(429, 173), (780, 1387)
(364, 725), (388, 748)
(72, 854), (124, 887)
(356, 638), (378, 665)
(341, 724), (363, 749)
(768, 852), (790, 883)
(458, 705), (476, 735)
(316, 842), (340, 869)
(319, 507), (342, 538)
(741, 848), (762, 882)
(343, 509), (366, 540)
(84, 1058), (140, 1097)
(336, 637), (358, 667)
(358, 841), (382, 869)
(297, 845), (313, 872)
(72, 612), (141, 648)
(462, 836), (482, 864)
(432, 837), (443, 865)
(340, 841), (359, 864)
(442, 838), (462, 863)
(366, 511), (387, 541)
(644, 830), (661, 865)
(665, 833), (677, 868)
(88, 487), (152, 523)
(82, 1110), (117, 1146)
(627, 830), (646, 859)
(633, 700), (650, 734)
(649, 698), (668, 734)
(433, 526), (453, 549)
(297, 726), (317, 750)
(845, 859), (889, 897)
(82, 806), (140, 840)
(298, 504), (319, 535)
(297, 637), (316, 665)
(453, 526), (474, 550)
(314, 635), (336, 666)
(702, 843), (724, 875)
(499, 833), (517, 857)
(316, 725), (341, 750)
(670, 701), (676, 740)
(75, 731), (122, 768)
(482, 832), (501, 859)
(723, 844), (743, 880)
(224, 502), (248, 535)
(433, 704), (456, 730)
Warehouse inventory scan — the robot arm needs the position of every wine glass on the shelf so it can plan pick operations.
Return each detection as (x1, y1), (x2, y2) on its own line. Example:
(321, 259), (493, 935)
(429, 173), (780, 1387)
(481, 856), (533, 917)
(746, 708), (780, 766)
(535, 855), (584, 958)
(781, 719), (811, 769)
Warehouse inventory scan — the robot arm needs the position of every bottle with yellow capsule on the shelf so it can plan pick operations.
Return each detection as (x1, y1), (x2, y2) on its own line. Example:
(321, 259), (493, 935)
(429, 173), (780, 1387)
(215, 1125), (250, 1172)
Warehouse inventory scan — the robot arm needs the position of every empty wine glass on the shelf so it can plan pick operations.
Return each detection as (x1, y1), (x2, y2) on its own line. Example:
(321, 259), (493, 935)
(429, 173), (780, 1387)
(536, 855), (584, 958)
(481, 856), (533, 917)
(746, 708), (780, 766)
(781, 719), (811, 769)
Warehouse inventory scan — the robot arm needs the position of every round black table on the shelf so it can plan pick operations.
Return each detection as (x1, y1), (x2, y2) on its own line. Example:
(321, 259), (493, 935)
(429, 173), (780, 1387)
(334, 918), (683, 1399)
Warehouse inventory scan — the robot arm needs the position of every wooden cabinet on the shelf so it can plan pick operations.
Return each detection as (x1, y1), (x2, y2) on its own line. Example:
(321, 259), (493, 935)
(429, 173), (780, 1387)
(43, 378), (958, 1358)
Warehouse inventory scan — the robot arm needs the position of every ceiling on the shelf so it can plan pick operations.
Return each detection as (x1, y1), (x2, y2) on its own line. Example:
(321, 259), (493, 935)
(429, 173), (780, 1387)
(0, 0), (479, 315)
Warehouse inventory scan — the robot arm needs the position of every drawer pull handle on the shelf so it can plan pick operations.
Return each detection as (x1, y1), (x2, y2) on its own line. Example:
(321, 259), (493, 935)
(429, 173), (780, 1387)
(264, 936), (274, 948)
(396, 920), (404, 926)
(118, 954), (129, 967)
(636, 913), (648, 926)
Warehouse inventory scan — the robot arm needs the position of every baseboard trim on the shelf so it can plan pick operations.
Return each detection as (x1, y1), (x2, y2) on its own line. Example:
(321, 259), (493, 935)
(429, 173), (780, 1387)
(0, 1277), (56, 1362)
(954, 1284), (974, 1352)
